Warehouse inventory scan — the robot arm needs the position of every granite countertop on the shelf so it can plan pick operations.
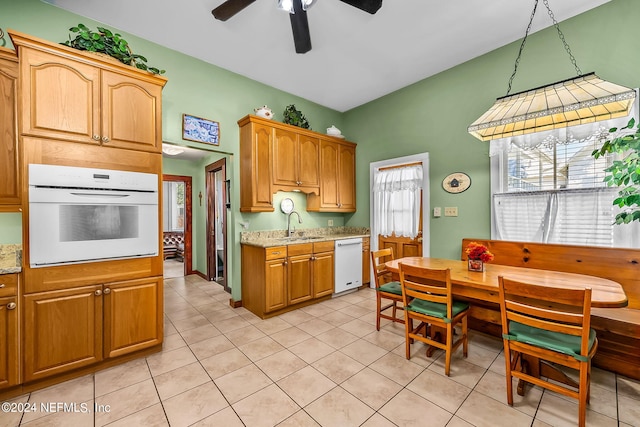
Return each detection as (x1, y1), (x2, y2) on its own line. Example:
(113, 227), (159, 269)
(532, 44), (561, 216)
(0, 244), (22, 274)
(241, 226), (370, 248)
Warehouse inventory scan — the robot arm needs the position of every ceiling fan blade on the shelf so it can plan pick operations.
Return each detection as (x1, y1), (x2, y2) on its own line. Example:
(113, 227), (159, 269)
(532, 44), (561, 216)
(212, 0), (256, 21)
(340, 0), (382, 14)
(290, 0), (312, 54)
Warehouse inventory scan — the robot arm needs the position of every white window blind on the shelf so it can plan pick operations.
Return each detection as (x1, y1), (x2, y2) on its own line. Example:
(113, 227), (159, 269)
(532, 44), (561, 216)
(490, 112), (640, 248)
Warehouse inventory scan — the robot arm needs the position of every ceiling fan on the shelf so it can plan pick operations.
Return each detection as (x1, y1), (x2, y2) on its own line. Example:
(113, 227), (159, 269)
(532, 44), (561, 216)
(212, 0), (383, 54)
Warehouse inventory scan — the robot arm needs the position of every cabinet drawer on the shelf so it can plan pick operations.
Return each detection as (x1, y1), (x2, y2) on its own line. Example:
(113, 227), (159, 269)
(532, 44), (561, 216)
(313, 241), (335, 253)
(287, 243), (313, 256)
(0, 273), (18, 297)
(265, 246), (287, 260)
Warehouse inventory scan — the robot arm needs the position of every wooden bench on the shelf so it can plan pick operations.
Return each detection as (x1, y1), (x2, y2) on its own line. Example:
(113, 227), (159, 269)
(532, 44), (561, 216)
(461, 238), (640, 380)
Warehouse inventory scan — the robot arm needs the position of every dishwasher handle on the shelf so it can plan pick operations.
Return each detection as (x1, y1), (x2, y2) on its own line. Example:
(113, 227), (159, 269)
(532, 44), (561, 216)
(336, 241), (362, 247)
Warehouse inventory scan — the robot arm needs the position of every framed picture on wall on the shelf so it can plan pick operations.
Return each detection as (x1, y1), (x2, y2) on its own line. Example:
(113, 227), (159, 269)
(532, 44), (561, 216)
(182, 114), (220, 145)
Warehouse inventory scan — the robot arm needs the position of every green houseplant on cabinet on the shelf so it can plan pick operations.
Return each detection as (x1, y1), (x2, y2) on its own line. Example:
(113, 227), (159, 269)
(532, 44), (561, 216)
(62, 23), (165, 75)
(592, 118), (640, 224)
(282, 104), (311, 129)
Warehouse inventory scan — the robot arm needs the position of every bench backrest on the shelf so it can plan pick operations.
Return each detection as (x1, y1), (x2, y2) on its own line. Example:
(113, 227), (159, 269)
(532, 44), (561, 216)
(461, 238), (640, 310)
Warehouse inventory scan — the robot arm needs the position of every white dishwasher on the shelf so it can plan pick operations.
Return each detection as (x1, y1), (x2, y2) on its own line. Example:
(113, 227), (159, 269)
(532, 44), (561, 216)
(334, 237), (363, 294)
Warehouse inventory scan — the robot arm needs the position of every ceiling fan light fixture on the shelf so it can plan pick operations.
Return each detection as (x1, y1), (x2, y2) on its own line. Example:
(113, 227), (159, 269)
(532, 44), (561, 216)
(277, 0), (315, 13)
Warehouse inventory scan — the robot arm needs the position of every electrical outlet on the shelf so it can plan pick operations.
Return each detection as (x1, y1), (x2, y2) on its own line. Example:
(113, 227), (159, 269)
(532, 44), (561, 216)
(328, 219), (334, 226)
(433, 207), (441, 217)
(444, 207), (458, 217)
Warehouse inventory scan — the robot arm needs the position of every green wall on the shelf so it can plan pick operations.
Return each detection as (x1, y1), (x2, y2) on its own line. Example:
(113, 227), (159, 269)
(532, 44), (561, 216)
(2, 0), (638, 297)
(343, 0), (640, 259)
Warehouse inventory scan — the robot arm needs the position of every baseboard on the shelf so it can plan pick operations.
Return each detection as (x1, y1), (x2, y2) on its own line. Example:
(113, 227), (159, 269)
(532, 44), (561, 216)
(229, 298), (242, 308)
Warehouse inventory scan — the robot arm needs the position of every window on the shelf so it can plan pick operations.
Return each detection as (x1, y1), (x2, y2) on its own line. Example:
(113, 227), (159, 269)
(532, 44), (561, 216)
(490, 115), (640, 248)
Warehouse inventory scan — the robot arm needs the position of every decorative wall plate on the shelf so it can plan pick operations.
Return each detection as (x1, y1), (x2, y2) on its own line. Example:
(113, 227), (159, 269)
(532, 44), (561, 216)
(442, 172), (471, 194)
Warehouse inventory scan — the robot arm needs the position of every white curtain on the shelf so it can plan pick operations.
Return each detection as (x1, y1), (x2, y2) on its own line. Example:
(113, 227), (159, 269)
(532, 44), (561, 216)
(373, 164), (423, 238)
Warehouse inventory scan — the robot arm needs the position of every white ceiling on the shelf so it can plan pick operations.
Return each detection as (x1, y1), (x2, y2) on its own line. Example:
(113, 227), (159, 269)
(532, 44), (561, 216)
(44, 0), (610, 112)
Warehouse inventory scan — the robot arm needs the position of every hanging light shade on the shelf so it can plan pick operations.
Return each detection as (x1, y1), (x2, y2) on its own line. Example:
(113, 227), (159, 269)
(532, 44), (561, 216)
(468, 73), (636, 141)
(467, 0), (637, 141)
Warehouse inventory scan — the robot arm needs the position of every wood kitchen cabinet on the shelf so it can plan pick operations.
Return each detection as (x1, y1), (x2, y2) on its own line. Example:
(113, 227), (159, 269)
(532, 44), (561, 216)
(307, 139), (356, 212)
(103, 277), (163, 359)
(312, 242), (335, 298)
(362, 237), (371, 286)
(239, 115), (356, 213)
(0, 273), (19, 390)
(23, 284), (103, 382)
(11, 30), (166, 153)
(0, 47), (20, 210)
(241, 242), (335, 318)
(239, 117), (274, 212)
(273, 128), (320, 193)
(23, 276), (162, 382)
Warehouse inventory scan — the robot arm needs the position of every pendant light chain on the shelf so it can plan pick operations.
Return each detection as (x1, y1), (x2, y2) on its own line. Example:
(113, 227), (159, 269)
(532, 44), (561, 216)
(506, 0), (539, 96)
(506, 0), (582, 96)
(543, 0), (582, 76)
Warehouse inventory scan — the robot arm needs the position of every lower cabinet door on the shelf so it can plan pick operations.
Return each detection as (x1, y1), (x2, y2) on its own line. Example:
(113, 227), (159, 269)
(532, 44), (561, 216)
(265, 259), (287, 313)
(23, 285), (103, 382)
(288, 254), (313, 305)
(0, 296), (19, 389)
(313, 251), (335, 297)
(103, 277), (163, 359)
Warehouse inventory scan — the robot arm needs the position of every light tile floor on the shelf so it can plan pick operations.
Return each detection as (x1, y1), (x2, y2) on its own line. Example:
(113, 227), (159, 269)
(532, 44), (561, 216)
(2, 274), (639, 426)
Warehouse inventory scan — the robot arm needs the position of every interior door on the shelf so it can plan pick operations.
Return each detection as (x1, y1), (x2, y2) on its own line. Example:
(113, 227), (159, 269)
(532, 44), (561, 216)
(162, 175), (193, 277)
(206, 159), (228, 291)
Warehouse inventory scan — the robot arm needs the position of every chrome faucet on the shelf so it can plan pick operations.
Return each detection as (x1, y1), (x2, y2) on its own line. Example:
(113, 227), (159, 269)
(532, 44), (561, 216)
(287, 211), (302, 237)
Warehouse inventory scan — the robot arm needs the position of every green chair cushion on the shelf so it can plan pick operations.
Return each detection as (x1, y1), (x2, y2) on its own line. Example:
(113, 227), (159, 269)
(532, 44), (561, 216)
(505, 321), (596, 362)
(376, 281), (402, 295)
(406, 299), (469, 323)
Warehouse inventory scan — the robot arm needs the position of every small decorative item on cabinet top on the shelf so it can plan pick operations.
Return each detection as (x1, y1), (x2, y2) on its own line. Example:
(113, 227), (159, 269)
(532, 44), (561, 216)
(254, 105), (274, 119)
(182, 114), (220, 145)
(465, 241), (494, 272)
(282, 104), (310, 129)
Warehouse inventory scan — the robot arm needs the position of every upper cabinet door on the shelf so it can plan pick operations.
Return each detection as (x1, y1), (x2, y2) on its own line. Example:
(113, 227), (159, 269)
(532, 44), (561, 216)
(0, 49), (20, 208)
(273, 127), (299, 187)
(101, 70), (162, 152)
(338, 143), (356, 211)
(298, 135), (320, 188)
(19, 47), (100, 144)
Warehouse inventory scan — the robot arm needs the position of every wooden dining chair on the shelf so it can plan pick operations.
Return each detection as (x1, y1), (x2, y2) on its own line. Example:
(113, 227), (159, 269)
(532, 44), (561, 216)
(398, 262), (469, 376)
(498, 276), (597, 427)
(371, 247), (404, 330)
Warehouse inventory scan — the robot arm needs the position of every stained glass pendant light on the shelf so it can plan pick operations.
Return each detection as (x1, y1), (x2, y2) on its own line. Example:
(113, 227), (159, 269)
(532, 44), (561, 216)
(467, 0), (636, 142)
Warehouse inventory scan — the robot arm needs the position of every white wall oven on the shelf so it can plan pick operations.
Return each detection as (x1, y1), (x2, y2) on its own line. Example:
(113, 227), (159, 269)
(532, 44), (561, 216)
(29, 164), (159, 268)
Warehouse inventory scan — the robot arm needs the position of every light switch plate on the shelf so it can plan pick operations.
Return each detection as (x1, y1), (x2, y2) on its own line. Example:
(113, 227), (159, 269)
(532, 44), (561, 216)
(444, 207), (458, 217)
(433, 207), (441, 217)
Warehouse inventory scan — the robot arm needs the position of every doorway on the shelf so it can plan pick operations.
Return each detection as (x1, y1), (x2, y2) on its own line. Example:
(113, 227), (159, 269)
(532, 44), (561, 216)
(162, 175), (193, 278)
(370, 153), (430, 264)
(205, 159), (229, 292)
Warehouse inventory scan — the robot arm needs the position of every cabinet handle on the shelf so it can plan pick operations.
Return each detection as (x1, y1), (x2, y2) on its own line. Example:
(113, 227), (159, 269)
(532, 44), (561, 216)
(103, 288), (111, 295)
(102, 136), (110, 143)
(95, 289), (102, 296)
(92, 134), (100, 141)
(6, 302), (16, 310)
(0, 284), (5, 288)
(283, 260), (288, 266)
(272, 251), (281, 255)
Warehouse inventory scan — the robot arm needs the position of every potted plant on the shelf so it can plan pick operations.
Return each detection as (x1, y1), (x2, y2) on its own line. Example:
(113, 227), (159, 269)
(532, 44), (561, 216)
(61, 23), (165, 75)
(592, 118), (640, 224)
(465, 241), (494, 272)
(282, 104), (311, 129)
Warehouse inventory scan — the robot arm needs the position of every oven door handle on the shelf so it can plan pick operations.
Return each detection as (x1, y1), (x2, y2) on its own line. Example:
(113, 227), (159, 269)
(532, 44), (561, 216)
(70, 192), (131, 198)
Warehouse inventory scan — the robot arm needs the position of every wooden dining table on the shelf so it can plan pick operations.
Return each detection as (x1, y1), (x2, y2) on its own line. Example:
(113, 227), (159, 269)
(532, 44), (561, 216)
(384, 257), (628, 308)
(384, 257), (628, 394)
